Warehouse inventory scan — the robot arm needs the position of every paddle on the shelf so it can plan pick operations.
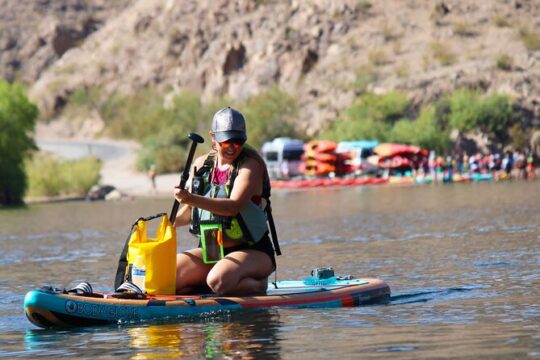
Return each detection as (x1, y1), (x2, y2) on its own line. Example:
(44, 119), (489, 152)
(169, 132), (205, 222)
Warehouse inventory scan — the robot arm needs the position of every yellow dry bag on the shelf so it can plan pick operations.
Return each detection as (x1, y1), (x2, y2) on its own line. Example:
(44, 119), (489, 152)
(115, 213), (177, 295)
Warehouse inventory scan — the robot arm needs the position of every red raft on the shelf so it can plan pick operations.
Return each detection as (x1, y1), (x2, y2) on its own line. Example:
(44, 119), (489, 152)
(272, 177), (388, 189)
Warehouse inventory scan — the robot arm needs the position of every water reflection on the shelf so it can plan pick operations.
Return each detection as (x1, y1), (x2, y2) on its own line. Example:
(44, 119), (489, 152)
(128, 325), (184, 359)
(128, 311), (282, 360)
(23, 310), (282, 359)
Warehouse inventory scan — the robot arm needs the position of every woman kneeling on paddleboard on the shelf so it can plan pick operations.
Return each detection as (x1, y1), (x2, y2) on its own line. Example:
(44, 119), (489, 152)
(173, 107), (280, 296)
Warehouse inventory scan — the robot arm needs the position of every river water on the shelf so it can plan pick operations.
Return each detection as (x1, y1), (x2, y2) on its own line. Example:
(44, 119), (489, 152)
(1, 180), (539, 359)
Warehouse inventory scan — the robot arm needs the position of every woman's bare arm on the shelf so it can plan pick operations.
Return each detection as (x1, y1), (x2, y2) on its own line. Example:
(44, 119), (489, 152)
(174, 157), (262, 217)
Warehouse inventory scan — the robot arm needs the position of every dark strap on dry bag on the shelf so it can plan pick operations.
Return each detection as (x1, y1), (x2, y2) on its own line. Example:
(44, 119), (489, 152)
(113, 213), (166, 290)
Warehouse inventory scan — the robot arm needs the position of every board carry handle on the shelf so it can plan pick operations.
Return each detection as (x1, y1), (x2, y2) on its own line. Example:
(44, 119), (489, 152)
(169, 132), (205, 223)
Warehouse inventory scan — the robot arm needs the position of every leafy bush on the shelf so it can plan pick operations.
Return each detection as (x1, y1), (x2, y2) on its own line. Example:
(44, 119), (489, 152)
(353, 64), (377, 93)
(239, 87), (300, 149)
(26, 154), (63, 197)
(323, 91), (409, 141)
(496, 54), (513, 71)
(430, 41), (457, 65)
(63, 156), (102, 194)
(453, 21), (477, 37)
(476, 93), (513, 140)
(26, 153), (101, 197)
(368, 49), (389, 66)
(445, 88), (482, 132)
(492, 16), (512, 28)
(65, 86), (300, 173)
(0, 81), (39, 206)
(325, 116), (391, 142)
(358, 91), (410, 123)
(98, 89), (209, 173)
(389, 106), (450, 153)
(101, 89), (174, 141)
(519, 26), (540, 51)
(442, 89), (514, 141)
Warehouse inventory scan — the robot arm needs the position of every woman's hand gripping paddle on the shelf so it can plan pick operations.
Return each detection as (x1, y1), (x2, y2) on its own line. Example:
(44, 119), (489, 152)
(169, 133), (205, 222)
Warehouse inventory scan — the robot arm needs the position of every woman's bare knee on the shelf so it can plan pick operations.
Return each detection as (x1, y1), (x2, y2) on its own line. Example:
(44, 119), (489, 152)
(206, 269), (237, 295)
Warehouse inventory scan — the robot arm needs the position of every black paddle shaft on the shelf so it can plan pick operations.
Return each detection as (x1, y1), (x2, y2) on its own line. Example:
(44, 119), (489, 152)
(169, 133), (204, 222)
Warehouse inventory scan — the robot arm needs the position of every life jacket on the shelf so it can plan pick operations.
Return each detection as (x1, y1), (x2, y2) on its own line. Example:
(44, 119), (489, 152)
(189, 147), (281, 255)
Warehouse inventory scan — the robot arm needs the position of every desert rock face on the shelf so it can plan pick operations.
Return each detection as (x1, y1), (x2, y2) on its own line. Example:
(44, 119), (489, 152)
(0, 0), (133, 84)
(1, 0), (539, 136)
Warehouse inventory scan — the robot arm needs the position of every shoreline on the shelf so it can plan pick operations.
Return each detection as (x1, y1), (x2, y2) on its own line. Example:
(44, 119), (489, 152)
(28, 132), (539, 204)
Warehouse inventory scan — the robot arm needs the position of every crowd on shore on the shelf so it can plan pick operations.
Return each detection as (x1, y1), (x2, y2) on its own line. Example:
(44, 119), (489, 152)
(267, 137), (538, 189)
(413, 149), (537, 183)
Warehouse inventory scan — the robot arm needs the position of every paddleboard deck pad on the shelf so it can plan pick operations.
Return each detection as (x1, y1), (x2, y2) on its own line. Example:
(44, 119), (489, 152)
(24, 277), (390, 328)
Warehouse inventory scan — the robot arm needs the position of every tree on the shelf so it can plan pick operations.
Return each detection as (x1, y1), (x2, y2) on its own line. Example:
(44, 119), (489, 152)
(0, 81), (39, 205)
(323, 91), (409, 142)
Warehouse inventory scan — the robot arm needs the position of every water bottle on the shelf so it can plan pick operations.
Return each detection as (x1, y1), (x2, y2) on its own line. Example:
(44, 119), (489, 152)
(131, 255), (146, 293)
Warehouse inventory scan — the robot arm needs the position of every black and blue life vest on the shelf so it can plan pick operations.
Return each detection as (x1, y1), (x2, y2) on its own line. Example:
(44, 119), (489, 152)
(189, 147), (281, 255)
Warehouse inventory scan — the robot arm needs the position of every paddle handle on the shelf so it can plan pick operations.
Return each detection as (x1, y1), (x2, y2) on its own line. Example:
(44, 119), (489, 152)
(169, 133), (204, 223)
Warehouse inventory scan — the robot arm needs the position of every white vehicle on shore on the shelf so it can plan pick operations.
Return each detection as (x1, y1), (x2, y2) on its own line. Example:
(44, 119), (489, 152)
(261, 137), (305, 180)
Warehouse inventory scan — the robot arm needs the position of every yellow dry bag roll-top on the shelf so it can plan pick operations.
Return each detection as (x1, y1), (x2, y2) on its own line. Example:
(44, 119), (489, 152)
(127, 214), (176, 295)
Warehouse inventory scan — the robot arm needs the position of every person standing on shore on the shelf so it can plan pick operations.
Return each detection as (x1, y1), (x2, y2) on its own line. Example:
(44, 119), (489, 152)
(148, 164), (157, 192)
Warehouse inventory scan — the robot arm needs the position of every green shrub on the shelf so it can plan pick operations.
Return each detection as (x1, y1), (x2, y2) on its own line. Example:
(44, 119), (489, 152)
(430, 41), (457, 65)
(519, 26), (540, 51)
(239, 87), (300, 149)
(0, 81), (39, 206)
(477, 93), (513, 140)
(496, 54), (513, 71)
(62, 156), (102, 195)
(62, 87), (102, 118)
(323, 91), (409, 142)
(98, 89), (209, 173)
(353, 64), (377, 93)
(67, 87), (101, 108)
(442, 89), (514, 141)
(359, 91), (410, 123)
(453, 21), (477, 37)
(356, 0), (372, 12)
(387, 118), (415, 144)
(137, 91), (210, 173)
(101, 89), (173, 141)
(388, 106), (450, 153)
(413, 106), (450, 152)
(26, 153), (101, 197)
(493, 16), (512, 28)
(26, 154), (64, 197)
(380, 22), (400, 42)
(368, 49), (389, 66)
(415, 106), (450, 152)
(325, 116), (391, 142)
(445, 88), (482, 132)
(395, 63), (410, 78)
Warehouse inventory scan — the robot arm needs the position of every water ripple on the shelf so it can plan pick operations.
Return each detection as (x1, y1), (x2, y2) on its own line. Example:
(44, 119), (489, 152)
(389, 285), (492, 305)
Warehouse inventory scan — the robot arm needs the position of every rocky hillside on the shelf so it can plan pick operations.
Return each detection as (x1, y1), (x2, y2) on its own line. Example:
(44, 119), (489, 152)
(2, 0), (539, 137)
(0, 0), (132, 84)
